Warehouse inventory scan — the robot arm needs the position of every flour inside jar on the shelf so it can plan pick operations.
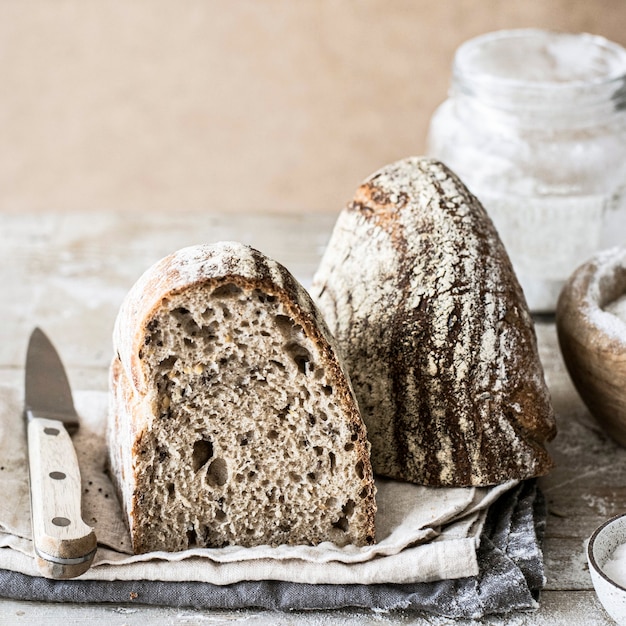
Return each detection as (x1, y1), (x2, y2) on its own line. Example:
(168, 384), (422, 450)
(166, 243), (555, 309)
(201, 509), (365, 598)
(427, 29), (626, 313)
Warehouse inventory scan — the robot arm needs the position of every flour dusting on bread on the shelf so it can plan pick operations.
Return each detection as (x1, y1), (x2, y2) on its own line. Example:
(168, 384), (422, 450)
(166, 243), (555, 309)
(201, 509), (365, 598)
(312, 157), (556, 487)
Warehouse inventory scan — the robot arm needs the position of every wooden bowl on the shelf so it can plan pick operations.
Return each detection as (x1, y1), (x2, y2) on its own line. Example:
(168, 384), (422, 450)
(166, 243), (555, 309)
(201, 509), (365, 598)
(556, 247), (626, 446)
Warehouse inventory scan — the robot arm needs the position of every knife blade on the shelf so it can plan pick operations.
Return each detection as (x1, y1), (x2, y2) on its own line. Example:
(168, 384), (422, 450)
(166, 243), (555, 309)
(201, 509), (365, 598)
(24, 327), (97, 579)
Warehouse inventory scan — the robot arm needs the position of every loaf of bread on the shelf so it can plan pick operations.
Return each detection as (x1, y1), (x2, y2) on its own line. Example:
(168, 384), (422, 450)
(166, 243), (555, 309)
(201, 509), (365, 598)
(108, 242), (376, 554)
(312, 157), (556, 487)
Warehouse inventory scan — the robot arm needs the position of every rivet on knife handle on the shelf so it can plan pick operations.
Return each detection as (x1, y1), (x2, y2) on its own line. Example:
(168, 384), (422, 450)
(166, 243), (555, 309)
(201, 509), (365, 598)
(27, 414), (97, 579)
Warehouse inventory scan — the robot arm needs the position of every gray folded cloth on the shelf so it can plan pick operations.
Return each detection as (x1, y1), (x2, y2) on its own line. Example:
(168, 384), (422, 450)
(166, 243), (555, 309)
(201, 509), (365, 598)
(0, 480), (545, 619)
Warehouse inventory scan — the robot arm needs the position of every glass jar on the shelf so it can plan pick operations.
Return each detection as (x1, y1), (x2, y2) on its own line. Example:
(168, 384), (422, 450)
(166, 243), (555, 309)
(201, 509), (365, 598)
(427, 29), (626, 313)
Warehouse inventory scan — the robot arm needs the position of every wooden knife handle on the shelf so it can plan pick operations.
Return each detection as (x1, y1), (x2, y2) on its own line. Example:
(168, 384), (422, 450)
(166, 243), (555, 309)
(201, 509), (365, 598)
(27, 416), (97, 579)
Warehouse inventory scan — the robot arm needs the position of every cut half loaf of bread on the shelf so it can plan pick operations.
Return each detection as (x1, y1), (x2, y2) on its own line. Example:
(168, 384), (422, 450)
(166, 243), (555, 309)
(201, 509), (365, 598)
(108, 242), (376, 554)
(312, 157), (556, 487)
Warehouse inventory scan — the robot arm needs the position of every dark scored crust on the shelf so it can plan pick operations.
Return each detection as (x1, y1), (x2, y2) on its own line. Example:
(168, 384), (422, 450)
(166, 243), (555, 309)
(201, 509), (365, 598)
(312, 157), (556, 487)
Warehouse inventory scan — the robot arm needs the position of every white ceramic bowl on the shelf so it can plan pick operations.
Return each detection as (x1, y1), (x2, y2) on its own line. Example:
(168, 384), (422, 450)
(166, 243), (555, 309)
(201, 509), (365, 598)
(588, 513), (626, 624)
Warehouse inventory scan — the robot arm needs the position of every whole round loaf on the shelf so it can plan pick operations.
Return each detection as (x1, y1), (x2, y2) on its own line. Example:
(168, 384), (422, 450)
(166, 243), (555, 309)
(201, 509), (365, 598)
(312, 157), (556, 487)
(108, 242), (376, 553)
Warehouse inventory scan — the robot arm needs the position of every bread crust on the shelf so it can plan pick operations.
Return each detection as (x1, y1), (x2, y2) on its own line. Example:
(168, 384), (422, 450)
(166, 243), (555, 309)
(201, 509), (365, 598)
(312, 157), (556, 487)
(109, 242), (376, 553)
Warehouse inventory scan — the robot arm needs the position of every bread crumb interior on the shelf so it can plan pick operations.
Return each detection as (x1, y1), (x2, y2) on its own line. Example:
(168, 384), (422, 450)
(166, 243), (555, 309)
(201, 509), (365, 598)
(133, 282), (374, 551)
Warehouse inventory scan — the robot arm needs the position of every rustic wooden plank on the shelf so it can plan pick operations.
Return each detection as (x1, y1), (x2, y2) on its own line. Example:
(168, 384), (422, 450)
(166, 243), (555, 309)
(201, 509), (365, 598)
(542, 536), (593, 591)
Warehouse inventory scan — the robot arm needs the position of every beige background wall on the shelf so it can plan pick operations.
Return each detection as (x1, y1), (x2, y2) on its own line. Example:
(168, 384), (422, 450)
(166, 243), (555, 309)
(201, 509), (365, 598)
(1, 1), (625, 213)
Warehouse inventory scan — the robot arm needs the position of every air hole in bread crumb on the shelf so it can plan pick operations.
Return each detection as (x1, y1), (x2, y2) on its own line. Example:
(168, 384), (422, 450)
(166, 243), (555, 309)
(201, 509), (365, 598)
(171, 307), (201, 334)
(215, 509), (227, 522)
(147, 319), (159, 332)
(206, 458), (228, 487)
(332, 516), (349, 532)
(187, 526), (197, 547)
(355, 461), (364, 479)
(285, 342), (313, 375)
(275, 314), (295, 334)
(289, 472), (301, 482)
(322, 385), (333, 396)
(329, 452), (336, 471)
(192, 439), (214, 471)
(254, 291), (265, 302)
(167, 483), (175, 497)
(212, 283), (243, 298)
(344, 442), (354, 451)
(343, 499), (355, 516)
(239, 430), (255, 446)
(267, 429), (279, 441)
(307, 472), (317, 483)
(158, 355), (177, 371)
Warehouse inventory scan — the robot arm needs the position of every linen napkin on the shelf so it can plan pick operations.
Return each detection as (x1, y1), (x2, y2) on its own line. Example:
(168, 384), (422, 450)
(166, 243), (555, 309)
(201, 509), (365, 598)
(0, 385), (546, 616)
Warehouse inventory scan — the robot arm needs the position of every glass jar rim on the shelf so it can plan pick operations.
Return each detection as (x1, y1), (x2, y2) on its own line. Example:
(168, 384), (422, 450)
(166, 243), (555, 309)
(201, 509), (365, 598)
(452, 29), (626, 110)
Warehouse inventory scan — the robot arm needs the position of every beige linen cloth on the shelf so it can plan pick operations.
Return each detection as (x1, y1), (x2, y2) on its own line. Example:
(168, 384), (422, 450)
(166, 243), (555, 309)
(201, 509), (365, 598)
(0, 386), (515, 585)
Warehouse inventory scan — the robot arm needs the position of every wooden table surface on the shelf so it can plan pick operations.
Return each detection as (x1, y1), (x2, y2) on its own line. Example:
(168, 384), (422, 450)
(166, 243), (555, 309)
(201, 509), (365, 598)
(0, 211), (621, 625)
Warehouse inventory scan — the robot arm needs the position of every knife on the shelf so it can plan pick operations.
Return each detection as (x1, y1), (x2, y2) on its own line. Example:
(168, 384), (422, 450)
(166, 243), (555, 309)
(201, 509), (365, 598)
(24, 327), (97, 579)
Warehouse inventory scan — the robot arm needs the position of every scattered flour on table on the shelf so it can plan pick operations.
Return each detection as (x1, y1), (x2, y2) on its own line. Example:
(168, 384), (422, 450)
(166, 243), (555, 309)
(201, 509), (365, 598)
(581, 493), (613, 517)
